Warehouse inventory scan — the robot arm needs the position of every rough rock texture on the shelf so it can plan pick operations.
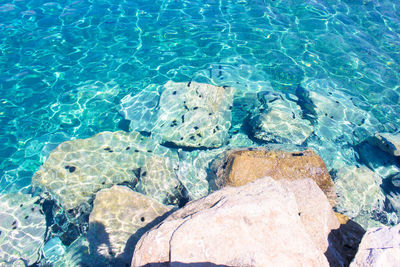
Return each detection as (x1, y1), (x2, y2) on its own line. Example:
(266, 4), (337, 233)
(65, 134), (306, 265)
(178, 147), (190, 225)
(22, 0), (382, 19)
(250, 91), (313, 145)
(0, 193), (46, 266)
(132, 177), (341, 267)
(374, 132), (400, 157)
(210, 148), (336, 205)
(154, 81), (235, 148)
(88, 185), (172, 265)
(32, 131), (179, 218)
(335, 165), (386, 229)
(350, 224), (400, 267)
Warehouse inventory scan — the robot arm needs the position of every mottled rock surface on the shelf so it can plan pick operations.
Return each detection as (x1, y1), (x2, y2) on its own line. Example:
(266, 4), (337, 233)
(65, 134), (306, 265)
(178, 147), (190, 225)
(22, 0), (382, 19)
(335, 165), (386, 228)
(88, 185), (172, 265)
(154, 81), (235, 148)
(250, 91), (313, 145)
(210, 148), (336, 205)
(132, 177), (341, 267)
(0, 193), (46, 266)
(351, 224), (400, 267)
(134, 155), (186, 206)
(32, 131), (178, 218)
(374, 132), (400, 157)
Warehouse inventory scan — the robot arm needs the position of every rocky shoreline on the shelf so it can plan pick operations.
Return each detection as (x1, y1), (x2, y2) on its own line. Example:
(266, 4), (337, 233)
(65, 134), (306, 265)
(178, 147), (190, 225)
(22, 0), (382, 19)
(1, 81), (400, 266)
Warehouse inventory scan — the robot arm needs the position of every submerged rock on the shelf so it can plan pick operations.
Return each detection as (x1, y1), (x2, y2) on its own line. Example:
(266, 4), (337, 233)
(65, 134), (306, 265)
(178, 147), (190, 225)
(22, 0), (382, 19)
(154, 81), (235, 148)
(210, 148), (336, 205)
(249, 91), (313, 145)
(0, 193), (46, 266)
(132, 177), (336, 266)
(350, 224), (400, 267)
(335, 165), (386, 228)
(32, 131), (178, 219)
(374, 132), (400, 157)
(118, 84), (162, 133)
(88, 185), (172, 265)
(134, 155), (187, 206)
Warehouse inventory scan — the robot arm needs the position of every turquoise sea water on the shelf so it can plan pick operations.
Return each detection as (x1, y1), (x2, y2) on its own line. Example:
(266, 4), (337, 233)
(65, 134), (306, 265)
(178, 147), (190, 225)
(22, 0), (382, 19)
(1, 0), (400, 265)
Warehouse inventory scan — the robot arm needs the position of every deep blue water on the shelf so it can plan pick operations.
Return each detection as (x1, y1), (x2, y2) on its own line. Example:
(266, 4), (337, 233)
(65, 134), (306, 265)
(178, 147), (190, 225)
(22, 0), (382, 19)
(1, 0), (400, 264)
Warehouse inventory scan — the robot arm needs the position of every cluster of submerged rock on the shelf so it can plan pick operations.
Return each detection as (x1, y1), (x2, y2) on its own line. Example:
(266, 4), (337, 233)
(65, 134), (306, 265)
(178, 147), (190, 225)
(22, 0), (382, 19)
(1, 81), (400, 266)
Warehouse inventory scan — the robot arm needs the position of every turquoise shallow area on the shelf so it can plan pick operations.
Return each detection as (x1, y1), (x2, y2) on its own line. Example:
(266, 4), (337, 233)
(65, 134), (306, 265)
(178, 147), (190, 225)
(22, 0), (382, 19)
(1, 0), (399, 192)
(0, 0), (400, 263)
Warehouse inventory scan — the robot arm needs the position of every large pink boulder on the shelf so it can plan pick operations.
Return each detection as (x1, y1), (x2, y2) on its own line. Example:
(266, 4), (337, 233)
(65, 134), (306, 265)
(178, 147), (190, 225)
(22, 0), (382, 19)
(132, 177), (341, 266)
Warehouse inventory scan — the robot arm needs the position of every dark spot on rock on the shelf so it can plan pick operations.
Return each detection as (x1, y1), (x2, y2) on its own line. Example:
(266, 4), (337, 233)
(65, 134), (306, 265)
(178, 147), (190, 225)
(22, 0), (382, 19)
(223, 85), (228, 89)
(25, 216), (29, 220)
(229, 106), (233, 110)
(325, 113), (328, 116)
(147, 150), (152, 153)
(292, 112), (295, 119)
(101, 182), (105, 185)
(292, 152), (304, 157)
(108, 150), (113, 153)
(140, 217), (145, 222)
(39, 209), (44, 215)
(216, 126), (220, 130)
(180, 137), (184, 140)
(361, 118), (365, 124)
(197, 133), (202, 137)
(69, 166), (76, 173)
(181, 115), (185, 123)
(31, 208), (35, 211)
(328, 92), (332, 95)
(172, 91), (177, 95)
(298, 212), (301, 216)
(193, 107), (198, 110)
(194, 126), (199, 130)
(65, 165), (70, 169)
(141, 171), (147, 177)
(19, 204), (23, 207)
(330, 116), (334, 119)
(135, 149), (139, 152)
(335, 101), (339, 104)
(104, 147), (111, 151)
(67, 209), (74, 214)
(12, 225), (17, 230)
(189, 136), (196, 140)
(187, 81), (191, 87)
(126, 147), (130, 150)
(183, 104), (189, 110)
(213, 129), (216, 133)
(12, 220), (17, 226)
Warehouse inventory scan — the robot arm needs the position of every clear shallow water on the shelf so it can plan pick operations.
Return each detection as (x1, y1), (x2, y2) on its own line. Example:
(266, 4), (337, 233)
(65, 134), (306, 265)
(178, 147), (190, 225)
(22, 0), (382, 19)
(0, 0), (400, 264)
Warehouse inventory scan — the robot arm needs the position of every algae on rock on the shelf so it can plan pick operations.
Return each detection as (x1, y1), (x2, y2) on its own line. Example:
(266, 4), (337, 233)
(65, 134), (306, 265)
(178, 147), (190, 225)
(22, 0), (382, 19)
(0, 193), (46, 266)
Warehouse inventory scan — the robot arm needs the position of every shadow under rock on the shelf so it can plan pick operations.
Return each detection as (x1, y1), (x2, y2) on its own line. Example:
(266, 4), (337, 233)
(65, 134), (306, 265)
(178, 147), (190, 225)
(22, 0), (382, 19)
(141, 262), (230, 267)
(88, 208), (176, 267)
(324, 219), (365, 266)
